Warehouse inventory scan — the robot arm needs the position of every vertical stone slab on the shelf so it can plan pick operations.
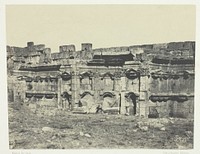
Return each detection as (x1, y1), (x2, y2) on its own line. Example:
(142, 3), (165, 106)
(57, 77), (62, 108)
(114, 78), (121, 92)
(120, 92), (126, 114)
(71, 75), (76, 109)
(21, 80), (26, 102)
(121, 76), (126, 91)
(71, 60), (80, 109)
(91, 77), (95, 91)
(140, 76), (147, 91)
(139, 100), (147, 117)
(139, 75), (149, 117)
(136, 100), (140, 115)
(75, 69), (80, 108)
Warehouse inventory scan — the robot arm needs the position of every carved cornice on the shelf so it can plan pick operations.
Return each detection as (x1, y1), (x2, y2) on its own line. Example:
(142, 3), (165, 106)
(151, 70), (192, 80)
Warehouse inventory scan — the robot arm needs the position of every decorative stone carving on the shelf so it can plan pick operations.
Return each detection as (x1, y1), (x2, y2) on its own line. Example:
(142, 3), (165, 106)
(80, 91), (94, 98)
(125, 69), (139, 79)
(114, 71), (123, 79)
(138, 67), (149, 76)
(61, 72), (71, 81)
(100, 72), (114, 80)
(149, 95), (188, 102)
(79, 71), (93, 80)
(151, 70), (191, 80)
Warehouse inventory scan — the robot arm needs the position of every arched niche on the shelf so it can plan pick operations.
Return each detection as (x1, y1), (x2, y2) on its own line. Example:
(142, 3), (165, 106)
(25, 76), (33, 82)
(80, 71), (93, 90)
(79, 91), (96, 113)
(100, 72), (114, 80)
(101, 92), (117, 111)
(80, 71), (93, 80)
(177, 71), (190, 79)
(100, 72), (114, 91)
(102, 92), (115, 98)
(125, 69), (139, 79)
(125, 92), (138, 115)
(80, 91), (94, 98)
(61, 72), (71, 81)
(125, 69), (139, 92)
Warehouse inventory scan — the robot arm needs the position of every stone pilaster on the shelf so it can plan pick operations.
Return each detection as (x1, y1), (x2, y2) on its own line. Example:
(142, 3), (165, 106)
(120, 92), (126, 114)
(139, 75), (149, 117)
(71, 60), (80, 109)
(120, 76), (126, 114)
(57, 77), (62, 108)
(121, 76), (126, 91)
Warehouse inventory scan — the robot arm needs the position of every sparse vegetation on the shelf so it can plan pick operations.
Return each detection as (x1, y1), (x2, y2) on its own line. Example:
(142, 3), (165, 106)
(8, 102), (193, 149)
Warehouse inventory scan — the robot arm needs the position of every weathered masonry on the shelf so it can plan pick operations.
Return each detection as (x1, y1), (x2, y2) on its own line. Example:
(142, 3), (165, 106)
(7, 41), (195, 118)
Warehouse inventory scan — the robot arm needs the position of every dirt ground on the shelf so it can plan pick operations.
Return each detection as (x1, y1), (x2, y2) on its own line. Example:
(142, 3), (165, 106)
(8, 102), (194, 149)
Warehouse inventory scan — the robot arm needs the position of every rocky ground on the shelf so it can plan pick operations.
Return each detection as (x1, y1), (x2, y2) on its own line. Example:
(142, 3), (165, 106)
(8, 102), (194, 149)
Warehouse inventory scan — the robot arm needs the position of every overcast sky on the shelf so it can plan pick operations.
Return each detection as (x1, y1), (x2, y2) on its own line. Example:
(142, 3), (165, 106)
(6, 5), (195, 52)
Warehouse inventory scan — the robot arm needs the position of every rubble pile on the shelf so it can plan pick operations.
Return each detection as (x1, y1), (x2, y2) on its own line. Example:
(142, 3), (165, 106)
(8, 102), (194, 149)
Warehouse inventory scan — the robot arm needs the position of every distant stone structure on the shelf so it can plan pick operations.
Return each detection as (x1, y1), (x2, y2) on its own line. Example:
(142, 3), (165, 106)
(7, 41), (195, 118)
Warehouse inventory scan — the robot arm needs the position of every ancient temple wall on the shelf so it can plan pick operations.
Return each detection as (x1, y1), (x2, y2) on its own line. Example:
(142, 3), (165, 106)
(149, 62), (194, 118)
(139, 76), (149, 117)
(150, 75), (194, 94)
(126, 78), (139, 92)
(148, 97), (194, 118)
(7, 41), (195, 117)
(13, 79), (26, 103)
(10, 71), (60, 108)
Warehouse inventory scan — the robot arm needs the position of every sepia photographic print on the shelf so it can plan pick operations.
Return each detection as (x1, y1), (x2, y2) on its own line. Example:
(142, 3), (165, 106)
(3, 2), (199, 153)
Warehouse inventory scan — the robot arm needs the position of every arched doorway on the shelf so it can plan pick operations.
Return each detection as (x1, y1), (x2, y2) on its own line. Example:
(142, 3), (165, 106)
(125, 92), (137, 115)
(61, 92), (71, 110)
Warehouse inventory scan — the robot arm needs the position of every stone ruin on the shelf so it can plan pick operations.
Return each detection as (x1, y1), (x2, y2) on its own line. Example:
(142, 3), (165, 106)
(7, 41), (195, 118)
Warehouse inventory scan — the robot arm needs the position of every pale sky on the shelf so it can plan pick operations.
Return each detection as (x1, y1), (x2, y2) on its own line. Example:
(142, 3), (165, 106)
(6, 5), (196, 52)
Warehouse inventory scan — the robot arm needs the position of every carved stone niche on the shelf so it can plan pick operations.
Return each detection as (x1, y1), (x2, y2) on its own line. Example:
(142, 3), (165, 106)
(61, 72), (71, 81)
(25, 76), (33, 82)
(177, 71), (190, 80)
(79, 71), (93, 90)
(100, 72), (114, 80)
(79, 71), (93, 80)
(125, 69), (139, 79)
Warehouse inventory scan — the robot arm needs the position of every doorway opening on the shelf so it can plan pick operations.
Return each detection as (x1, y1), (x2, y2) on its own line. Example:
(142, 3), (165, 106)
(126, 92), (137, 115)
